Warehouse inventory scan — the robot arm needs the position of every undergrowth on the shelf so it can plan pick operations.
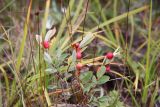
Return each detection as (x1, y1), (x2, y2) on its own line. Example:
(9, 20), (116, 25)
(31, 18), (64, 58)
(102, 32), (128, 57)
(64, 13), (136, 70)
(0, 0), (160, 107)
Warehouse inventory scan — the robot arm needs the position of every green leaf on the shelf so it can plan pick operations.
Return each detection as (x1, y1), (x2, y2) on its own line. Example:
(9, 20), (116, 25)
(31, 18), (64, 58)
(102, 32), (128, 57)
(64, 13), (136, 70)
(72, 50), (76, 63)
(47, 85), (57, 90)
(97, 76), (110, 84)
(64, 73), (72, 80)
(98, 96), (108, 102)
(44, 52), (52, 64)
(45, 67), (57, 74)
(107, 90), (125, 107)
(45, 27), (56, 41)
(98, 96), (109, 107)
(80, 71), (93, 83)
(79, 32), (94, 48)
(56, 48), (62, 58)
(97, 66), (106, 79)
(61, 54), (69, 61)
(83, 83), (94, 92)
(92, 76), (97, 83)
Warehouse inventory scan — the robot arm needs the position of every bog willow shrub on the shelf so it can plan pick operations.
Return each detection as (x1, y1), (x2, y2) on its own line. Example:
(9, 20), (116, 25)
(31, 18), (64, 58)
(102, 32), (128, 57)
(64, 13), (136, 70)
(35, 30), (122, 106)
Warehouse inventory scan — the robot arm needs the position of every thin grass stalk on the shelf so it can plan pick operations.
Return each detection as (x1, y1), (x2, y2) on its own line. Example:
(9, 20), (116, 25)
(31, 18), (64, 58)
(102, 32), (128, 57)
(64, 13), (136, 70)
(90, 5), (148, 32)
(52, 0), (75, 51)
(40, 0), (52, 106)
(142, 0), (152, 104)
(14, 0), (32, 106)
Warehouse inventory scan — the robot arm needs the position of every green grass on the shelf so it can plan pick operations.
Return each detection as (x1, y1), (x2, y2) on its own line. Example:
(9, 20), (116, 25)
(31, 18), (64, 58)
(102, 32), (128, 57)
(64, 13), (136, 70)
(142, 0), (152, 104)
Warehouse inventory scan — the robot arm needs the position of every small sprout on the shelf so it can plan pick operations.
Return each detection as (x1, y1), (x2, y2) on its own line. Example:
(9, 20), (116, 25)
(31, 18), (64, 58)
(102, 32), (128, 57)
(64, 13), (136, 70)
(105, 65), (110, 72)
(42, 41), (50, 49)
(76, 51), (82, 59)
(106, 52), (114, 60)
(76, 63), (83, 70)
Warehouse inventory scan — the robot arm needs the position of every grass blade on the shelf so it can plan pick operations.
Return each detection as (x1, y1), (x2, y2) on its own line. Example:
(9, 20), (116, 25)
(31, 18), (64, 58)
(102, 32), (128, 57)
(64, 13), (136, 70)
(142, 0), (152, 104)
(15, 0), (32, 73)
(90, 5), (148, 32)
